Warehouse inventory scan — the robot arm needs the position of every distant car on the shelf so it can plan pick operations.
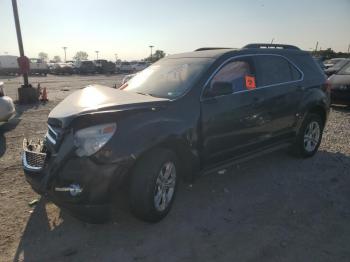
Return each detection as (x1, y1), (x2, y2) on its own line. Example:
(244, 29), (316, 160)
(50, 63), (74, 75)
(94, 60), (115, 74)
(74, 60), (96, 74)
(0, 82), (15, 122)
(116, 61), (133, 73)
(324, 58), (346, 69)
(29, 58), (49, 76)
(132, 61), (149, 71)
(328, 60), (350, 105)
(325, 59), (350, 76)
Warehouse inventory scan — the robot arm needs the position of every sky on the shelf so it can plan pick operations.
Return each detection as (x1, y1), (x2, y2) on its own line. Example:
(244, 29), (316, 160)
(1, 0), (349, 61)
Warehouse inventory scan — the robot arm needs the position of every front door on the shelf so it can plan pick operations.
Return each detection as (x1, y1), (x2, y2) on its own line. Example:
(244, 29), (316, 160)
(200, 56), (272, 166)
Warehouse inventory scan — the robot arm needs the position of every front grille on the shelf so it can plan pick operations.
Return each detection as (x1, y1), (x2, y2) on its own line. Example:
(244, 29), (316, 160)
(23, 150), (46, 170)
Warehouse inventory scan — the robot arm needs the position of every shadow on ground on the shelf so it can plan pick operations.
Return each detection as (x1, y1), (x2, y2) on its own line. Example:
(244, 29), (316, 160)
(12, 149), (350, 262)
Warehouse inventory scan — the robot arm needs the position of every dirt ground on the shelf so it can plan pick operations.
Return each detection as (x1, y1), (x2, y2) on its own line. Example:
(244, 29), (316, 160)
(1, 75), (350, 262)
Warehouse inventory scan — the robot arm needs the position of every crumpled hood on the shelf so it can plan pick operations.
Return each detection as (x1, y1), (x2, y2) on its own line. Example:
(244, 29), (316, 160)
(48, 85), (169, 127)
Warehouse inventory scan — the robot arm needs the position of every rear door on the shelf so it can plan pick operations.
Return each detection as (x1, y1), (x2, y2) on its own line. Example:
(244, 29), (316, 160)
(254, 55), (303, 138)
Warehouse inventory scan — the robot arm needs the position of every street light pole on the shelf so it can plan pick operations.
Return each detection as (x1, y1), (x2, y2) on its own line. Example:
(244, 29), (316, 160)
(62, 46), (67, 62)
(149, 45), (154, 62)
(11, 0), (28, 87)
(95, 51), (99, 60)
(114, 53), (118, 61)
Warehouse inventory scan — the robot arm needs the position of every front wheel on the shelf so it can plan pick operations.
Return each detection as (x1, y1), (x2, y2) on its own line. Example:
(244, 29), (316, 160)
(292, 113), (324, 158)
(129, 148), (178, 222)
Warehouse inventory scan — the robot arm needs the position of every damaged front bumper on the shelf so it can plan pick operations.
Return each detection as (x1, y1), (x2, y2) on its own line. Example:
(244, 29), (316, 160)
(22, 134), (132, 221)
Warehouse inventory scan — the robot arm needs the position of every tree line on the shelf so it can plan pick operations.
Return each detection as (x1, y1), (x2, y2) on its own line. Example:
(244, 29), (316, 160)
(37, 49), (166, 63)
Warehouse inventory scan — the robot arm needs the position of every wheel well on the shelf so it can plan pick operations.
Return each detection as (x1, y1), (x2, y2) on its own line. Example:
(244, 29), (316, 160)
(159, 140), (199, 183)
(309, 106), (326, 125)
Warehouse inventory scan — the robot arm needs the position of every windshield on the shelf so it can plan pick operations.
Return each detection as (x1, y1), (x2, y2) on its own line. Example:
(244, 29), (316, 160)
(338, 61), (350, 75)
(123, 57), (212, 99)
(329, 59), (349, 71)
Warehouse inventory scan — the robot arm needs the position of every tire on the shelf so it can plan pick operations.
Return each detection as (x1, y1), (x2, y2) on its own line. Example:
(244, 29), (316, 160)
(292, 113), (324, 158)
(129, 148), (178, 222)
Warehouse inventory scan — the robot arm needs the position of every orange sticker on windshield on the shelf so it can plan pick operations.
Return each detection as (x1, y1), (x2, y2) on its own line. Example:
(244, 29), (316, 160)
(245, 75), (256, 90)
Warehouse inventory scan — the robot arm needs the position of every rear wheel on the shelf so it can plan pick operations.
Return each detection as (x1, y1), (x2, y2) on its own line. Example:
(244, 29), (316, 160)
(292, 113), (324, 158)
(129, 148), (178, 222)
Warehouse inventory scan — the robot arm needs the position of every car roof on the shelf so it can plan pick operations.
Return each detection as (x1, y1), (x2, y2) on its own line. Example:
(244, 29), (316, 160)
(165, 43), (305, 60)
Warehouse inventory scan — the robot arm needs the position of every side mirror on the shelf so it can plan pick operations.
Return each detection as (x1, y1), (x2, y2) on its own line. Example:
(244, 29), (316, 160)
(208, 82), (232, 97)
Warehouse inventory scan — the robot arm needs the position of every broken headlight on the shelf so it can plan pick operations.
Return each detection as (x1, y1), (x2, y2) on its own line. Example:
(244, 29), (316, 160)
(74, 123), (116, 157)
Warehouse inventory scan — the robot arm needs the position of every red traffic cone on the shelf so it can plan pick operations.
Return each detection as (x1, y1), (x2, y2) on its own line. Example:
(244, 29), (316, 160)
(40, 87), (48, 102)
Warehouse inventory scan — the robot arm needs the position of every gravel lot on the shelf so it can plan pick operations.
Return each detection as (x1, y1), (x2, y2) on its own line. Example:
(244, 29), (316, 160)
(0, 75), (350, 262)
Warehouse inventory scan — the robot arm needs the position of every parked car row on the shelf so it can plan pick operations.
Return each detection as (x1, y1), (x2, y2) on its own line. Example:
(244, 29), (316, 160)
(315, 57), (350, 106)
(0, 55), (151, 76)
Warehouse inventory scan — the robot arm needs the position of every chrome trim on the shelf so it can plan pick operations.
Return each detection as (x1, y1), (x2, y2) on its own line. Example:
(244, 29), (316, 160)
(47, 124), (57, 136)
(46, 124), (57, 145)
(200, 53), (305, 101)
(46, 131), (56, 145)
(22, 151), (46, 171)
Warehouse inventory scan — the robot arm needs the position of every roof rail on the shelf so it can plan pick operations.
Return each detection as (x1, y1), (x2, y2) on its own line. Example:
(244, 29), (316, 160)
(243, 43), (300, 50)
(195, 47), (233, 51)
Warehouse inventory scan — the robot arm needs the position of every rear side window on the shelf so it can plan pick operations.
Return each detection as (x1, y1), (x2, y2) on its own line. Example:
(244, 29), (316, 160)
(255, 55), (301, 86)
(208, 57), (256, 95)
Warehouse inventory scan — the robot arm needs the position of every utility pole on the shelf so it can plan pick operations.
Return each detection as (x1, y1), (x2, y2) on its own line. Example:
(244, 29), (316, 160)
(95, 50), (99, 60)
(12, 0), (28, 87)
(12, 0), (37, 103)
(270, 38), (274, 44)
(62, 46), (67, 62)
(149, 45), (154, 62)
(114, 53), (118, 61)
(315, 41), (319, 52)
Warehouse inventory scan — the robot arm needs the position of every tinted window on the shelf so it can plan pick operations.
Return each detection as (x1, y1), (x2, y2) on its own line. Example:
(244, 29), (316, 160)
(255, 55), (298, 86)
(289, 63), (302, 80)
(208, 57), (256, 95)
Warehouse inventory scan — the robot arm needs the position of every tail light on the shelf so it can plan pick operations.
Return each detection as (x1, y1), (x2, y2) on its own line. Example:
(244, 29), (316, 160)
(323, 79), (331, 93)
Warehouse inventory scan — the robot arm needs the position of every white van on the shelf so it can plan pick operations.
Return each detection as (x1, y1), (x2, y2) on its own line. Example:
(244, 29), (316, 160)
(0, 55), (19, 75)
(0, 56), (49, 76)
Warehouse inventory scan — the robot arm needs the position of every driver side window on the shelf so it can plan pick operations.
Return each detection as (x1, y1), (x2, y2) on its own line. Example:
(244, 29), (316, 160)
(205, 57), (256, 97)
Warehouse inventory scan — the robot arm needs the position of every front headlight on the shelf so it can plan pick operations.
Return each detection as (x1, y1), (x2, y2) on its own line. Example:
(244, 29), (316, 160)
(74, 123), (116, 157)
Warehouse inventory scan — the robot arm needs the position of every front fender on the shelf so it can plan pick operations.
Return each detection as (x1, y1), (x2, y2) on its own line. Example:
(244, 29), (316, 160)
(95, 110), (201, 180)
